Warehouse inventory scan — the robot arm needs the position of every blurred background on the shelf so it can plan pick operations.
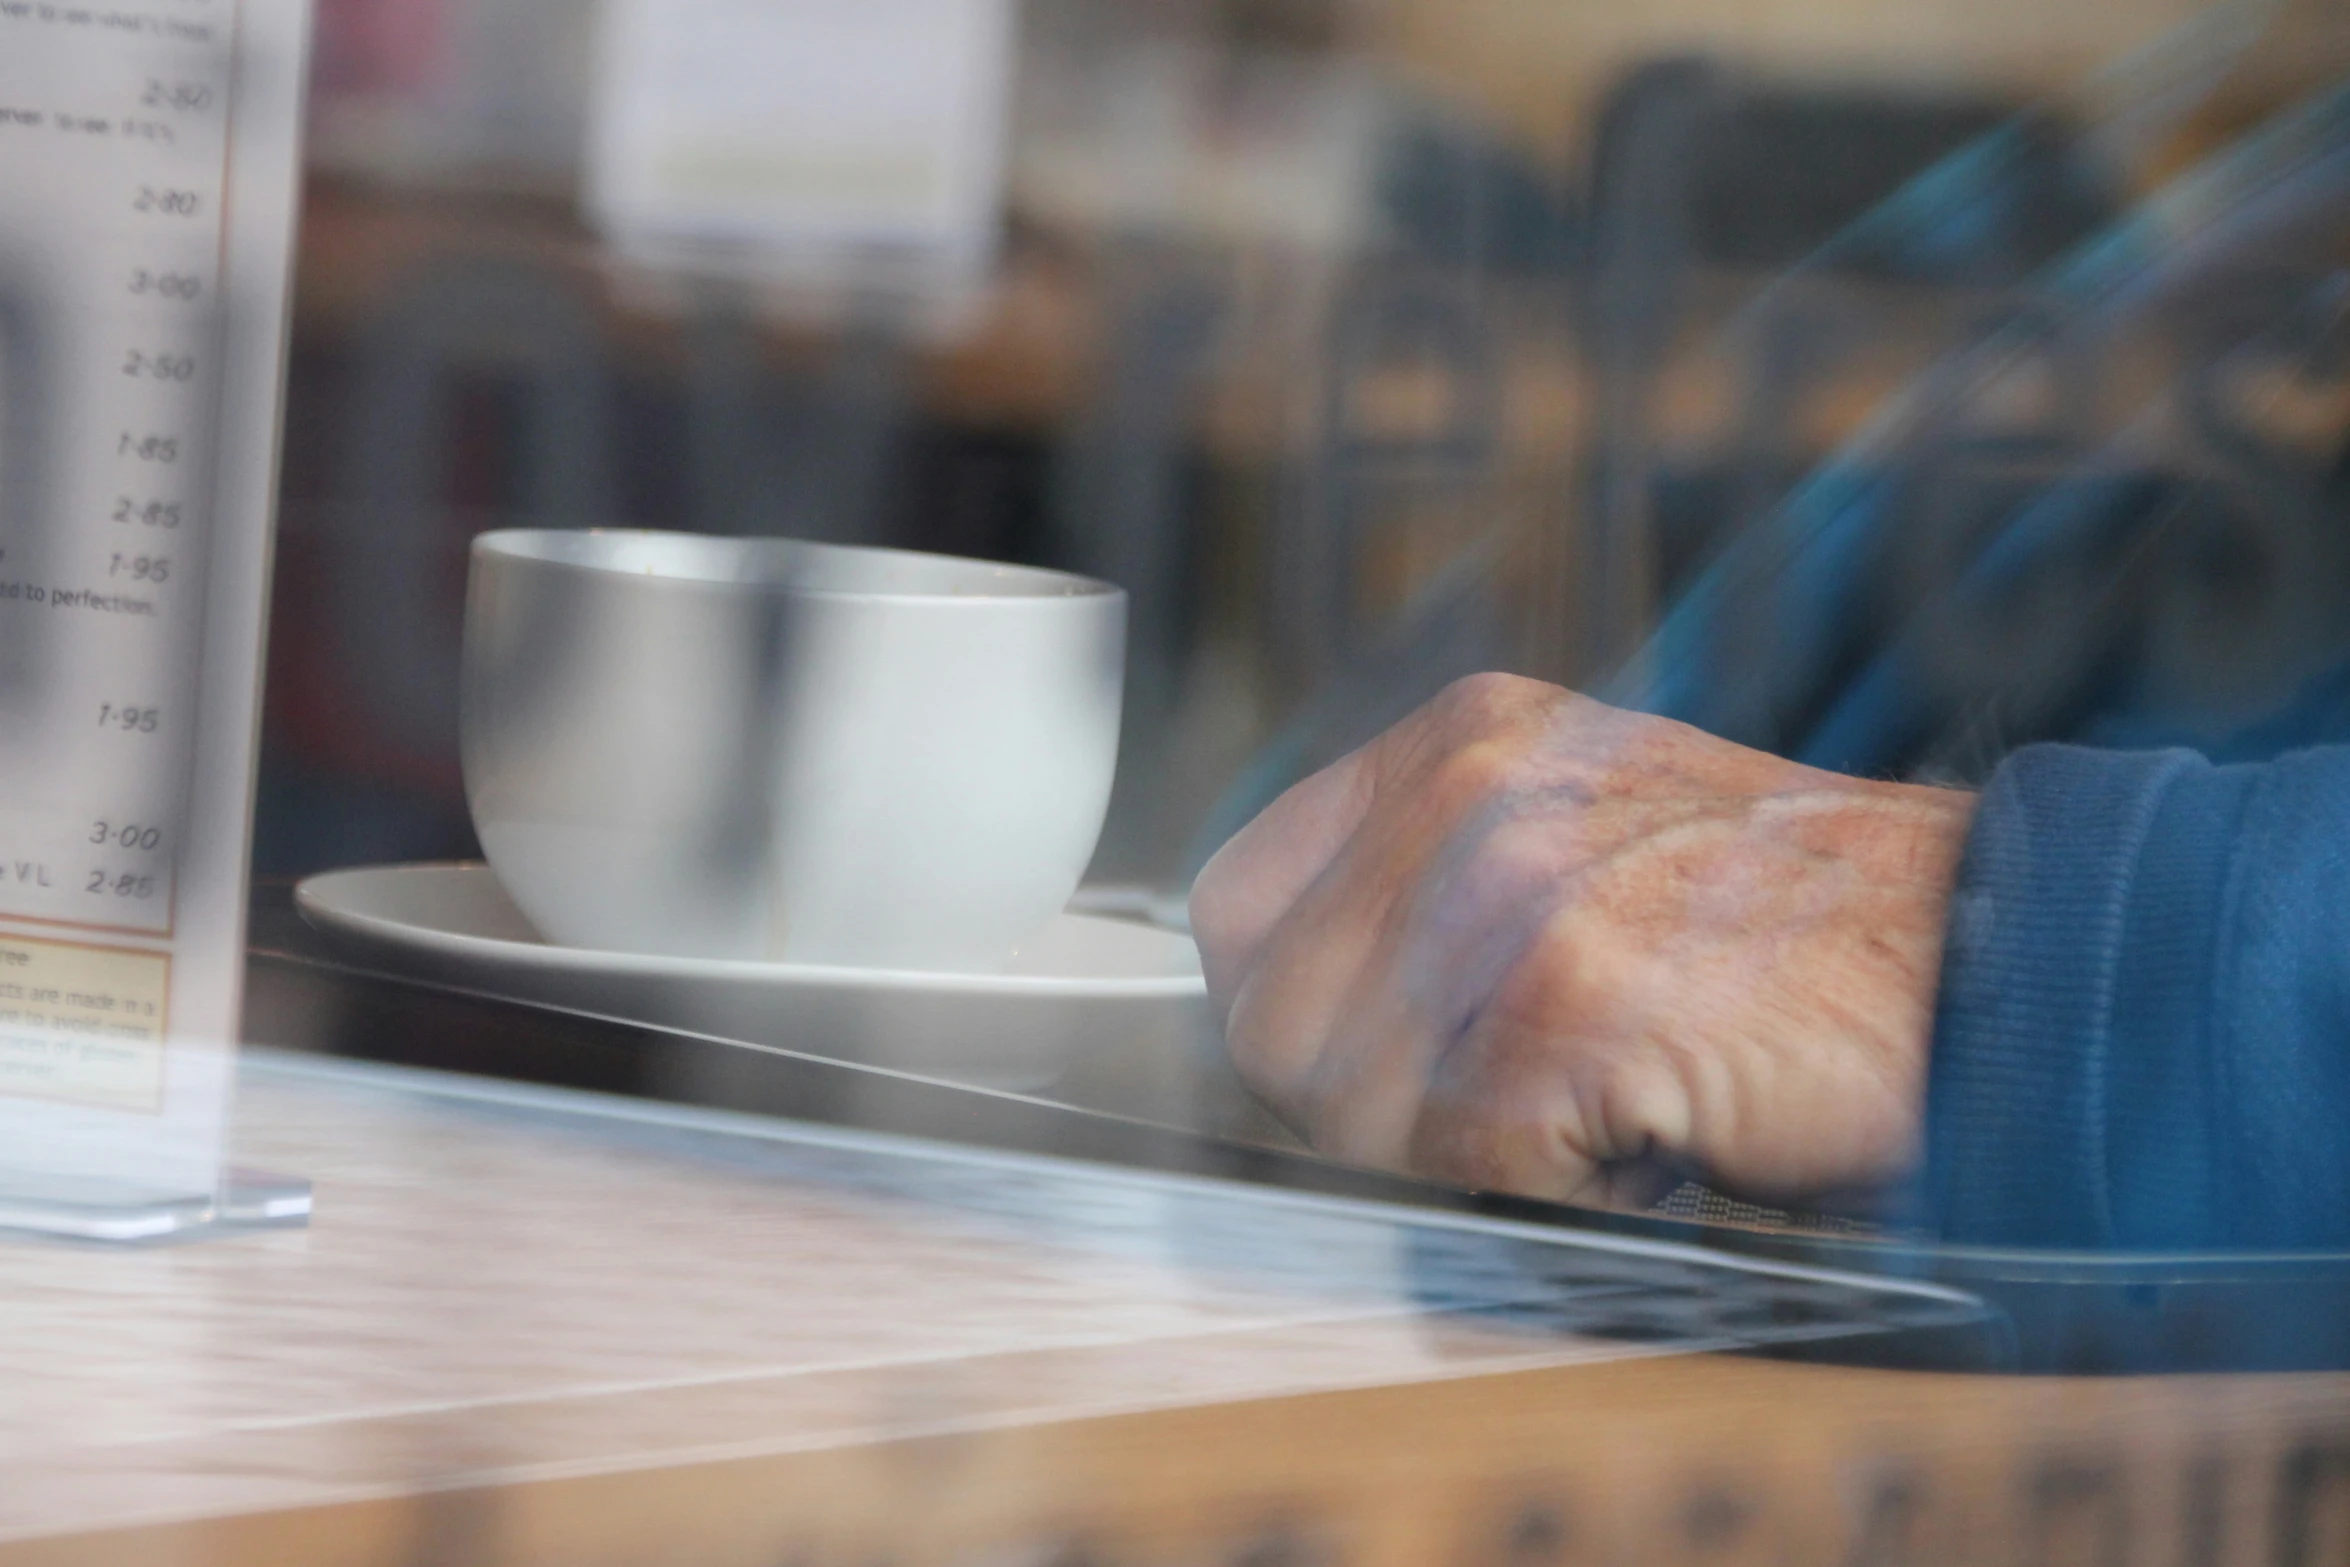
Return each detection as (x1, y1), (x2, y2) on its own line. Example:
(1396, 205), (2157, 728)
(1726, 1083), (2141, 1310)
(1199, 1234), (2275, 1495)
(257, 0), (2350, 902)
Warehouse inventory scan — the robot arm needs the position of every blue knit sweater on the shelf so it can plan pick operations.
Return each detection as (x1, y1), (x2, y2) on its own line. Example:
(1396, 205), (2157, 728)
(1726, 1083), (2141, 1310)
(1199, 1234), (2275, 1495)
(1926, 744), (2350, 1250)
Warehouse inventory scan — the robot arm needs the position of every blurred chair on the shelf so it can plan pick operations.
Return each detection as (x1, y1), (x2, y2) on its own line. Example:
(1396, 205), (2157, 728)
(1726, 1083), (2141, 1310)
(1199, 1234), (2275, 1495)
(1275, 110), (1573, 689)
(1622, 71), (2350, 781)
(1186, 114), (1577, 873)
(260, 253), (619, 873)
(1053, 249), (1228, 878)
(1275, 263), (1504, 687)
(1579, 60), (2117, 688)
(330, 253), (618, 759)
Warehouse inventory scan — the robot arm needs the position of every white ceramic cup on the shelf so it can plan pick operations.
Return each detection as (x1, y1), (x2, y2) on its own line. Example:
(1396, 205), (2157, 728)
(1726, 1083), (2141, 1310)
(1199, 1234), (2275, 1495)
(461, 530), (1126, 972)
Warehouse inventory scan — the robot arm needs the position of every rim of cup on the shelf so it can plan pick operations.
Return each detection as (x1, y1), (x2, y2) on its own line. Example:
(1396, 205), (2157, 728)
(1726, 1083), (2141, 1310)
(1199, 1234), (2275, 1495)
(472, 529), (1122, 605)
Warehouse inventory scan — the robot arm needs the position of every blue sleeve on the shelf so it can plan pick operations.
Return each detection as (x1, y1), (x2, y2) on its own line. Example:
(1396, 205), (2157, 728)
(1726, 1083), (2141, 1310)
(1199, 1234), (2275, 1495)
(1924, 743), (2350, 1250)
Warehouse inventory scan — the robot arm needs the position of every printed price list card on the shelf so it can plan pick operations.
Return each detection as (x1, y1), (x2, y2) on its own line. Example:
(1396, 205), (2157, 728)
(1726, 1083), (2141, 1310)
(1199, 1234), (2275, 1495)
(0, 0), (238, 938)
(0, 0), (305, 1179)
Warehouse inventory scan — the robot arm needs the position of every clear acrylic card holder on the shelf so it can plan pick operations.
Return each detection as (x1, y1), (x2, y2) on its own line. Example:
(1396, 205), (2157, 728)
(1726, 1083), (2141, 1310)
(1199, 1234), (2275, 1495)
(0, 0), (314, 1241)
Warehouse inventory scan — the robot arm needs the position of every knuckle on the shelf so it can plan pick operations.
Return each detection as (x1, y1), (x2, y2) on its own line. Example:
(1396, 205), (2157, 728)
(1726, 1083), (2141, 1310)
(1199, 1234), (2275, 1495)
(1383, 676), (1585, 806)
(1494, 892), (1588, 991)
(1485, 915), (1615, 1045)
(1590, 1051), (1692, 1161)
(1219, 997), (1274, 1077)
(1425, 737), (1528, 819)
(1431, 672), (1550, 734)
(1412, 1037), (1597, 1200)
(1462, 814), (1567, 899)
(1220, 980), (1299, 1097)
(1186, 845), (1245, 958)
(1415, 830), (1566, 1001)
(1420, 1044), (1510, 1134)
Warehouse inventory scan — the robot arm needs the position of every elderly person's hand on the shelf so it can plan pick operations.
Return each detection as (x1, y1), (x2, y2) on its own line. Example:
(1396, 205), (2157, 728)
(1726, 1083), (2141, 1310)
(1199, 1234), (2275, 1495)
(1190, 675), (1978, 1212)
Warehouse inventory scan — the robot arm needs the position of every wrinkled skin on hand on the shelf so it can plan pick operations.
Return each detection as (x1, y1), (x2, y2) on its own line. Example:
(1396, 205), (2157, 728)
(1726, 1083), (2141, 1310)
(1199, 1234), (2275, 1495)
(1190, 675), (1978, 1212)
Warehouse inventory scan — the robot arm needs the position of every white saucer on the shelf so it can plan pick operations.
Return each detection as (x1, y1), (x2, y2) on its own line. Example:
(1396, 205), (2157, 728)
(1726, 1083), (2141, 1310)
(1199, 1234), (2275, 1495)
(295, 863), (1211, 1092)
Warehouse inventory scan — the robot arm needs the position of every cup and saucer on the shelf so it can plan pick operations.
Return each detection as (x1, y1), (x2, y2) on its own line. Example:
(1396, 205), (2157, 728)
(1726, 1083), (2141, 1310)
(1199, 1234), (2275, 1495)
(296, 530), (1210, 1092)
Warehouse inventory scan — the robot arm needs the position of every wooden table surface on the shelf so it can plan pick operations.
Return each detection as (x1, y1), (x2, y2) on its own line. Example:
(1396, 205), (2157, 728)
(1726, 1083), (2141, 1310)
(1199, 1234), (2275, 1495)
(0, 1043), (2345, 1567)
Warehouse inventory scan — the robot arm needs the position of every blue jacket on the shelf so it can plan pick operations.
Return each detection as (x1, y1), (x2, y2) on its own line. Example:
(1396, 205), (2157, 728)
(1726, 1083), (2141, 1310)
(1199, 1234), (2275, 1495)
(1926, 743), (2350, 1249)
